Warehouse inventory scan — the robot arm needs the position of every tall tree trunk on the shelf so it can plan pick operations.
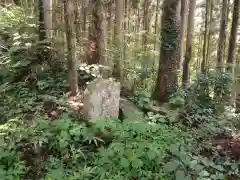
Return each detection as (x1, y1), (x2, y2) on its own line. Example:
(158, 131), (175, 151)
(206, 0), (213, 66)
(153, 0), (160, 77)
(154, 0), (160, 51)
(235, 51), (240, 112)
(107, 1), (113, 41)
(64, 0), (78, 96)
(201, 0), (210, 73)
(123, 0), (128, 61)
(196, 34), (202, 74)
(182, 0), (196, 88)
(142, 0), (151, 53)
(38, 0), (46, 41)
(86, 0), (108, 66)
(179, 0), (188, 69)
(38, 0), (50, 63)
(42, 0), (52, 39)
(226, 0), (240, 73)
(216, 0), (229, 71)
(82, 0), (88, 39)
(74, 0), (80, 43)
(141, 0), (151, 87)
(99, 3), (108, 66)
(114, 0), (124, 80)
(153, 0), (181, 102)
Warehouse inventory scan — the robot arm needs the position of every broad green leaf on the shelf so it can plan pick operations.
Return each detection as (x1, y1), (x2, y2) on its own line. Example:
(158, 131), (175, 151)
(199, 170), (210, 177)
(189, 160), (198, 168)
(120, 157), (129, 168)
(175, 170), (185, 180)
(131, 158), (143, 168)
(163, 160), (179, 173)
(185, 175), (192, 180)
(147, 151), (156, 160)
(169, 144), (179, 154)
(212, 165), (224, 172)
(193, 164), (204, 172)
(0, 168), (6, 178)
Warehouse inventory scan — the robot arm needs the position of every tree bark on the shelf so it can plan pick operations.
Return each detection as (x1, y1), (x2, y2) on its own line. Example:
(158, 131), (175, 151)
(74, 0), (80, 43)
(154, 0), (160, 51)
(86, 0), (108, 66)
(64, 0), (78, 96)
(206, 0), (213, 66)
(153, 0), (181, 102)
(82, 0), (89, 39)
(182, 0), (196, 88)
(201, 0), (210, 73)
(216, 0), (229, 71)
(235, 53), (240, 112)
(142, 0), (151, 53)
(123, 0), (128, 61)
(179, 0), (188, 69)
(38, 0), (46, 41)
(107, 1), (113, 40)
(42, 0), (52, 39)
(114, 0), (124, 80)
(226, 0), (240, 73)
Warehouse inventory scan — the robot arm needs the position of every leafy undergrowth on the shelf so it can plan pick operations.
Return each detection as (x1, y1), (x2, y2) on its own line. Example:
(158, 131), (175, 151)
(0, 73), (69, 124)
(0, 75), (239, 180)
(0, 97), (240, 180)
(1, 114), (240, 180)
(0, 116), (185, 179)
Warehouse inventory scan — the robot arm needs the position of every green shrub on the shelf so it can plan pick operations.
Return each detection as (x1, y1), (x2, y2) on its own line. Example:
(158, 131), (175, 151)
(92, 120), (188, 179)
(174, 71), (233, 126)
(0, 116), (190, 180)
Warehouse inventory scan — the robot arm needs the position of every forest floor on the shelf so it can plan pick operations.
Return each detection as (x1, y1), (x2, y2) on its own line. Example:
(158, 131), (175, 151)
(1, 73), (240, 180)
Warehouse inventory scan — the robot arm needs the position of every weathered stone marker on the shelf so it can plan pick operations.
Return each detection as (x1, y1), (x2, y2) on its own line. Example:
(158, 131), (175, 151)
(82, 77), (121, 121)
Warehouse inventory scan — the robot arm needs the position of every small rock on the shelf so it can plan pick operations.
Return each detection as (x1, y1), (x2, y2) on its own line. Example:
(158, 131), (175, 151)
(119, 98), (144, 121)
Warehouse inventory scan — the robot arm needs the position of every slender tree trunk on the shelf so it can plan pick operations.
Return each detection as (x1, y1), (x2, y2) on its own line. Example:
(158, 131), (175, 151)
(82, 0), (88, 39)
(74, 0), (80, 43)
(86, 0), (108, 66)
(38, 0), (50, 63)
(179, 0), (188, 68)
(42, 0), (52, 39)
(64, 0), (78, 96)
(182, 0), (196, 88)
(123, 0), (128, 61)
(235, 52), (240, 112)
(107, 1), (113, 40)
(39, 0), (46, 41)
(141, 0), (151, 88)
(114, 0), (124, 80)
(206, 0), (213, 65)
(226, 0), (240, 73)
(231, 48), (240, 106)
(153, 0), (181, 102)
(154, 0), (160, 51)
(216, 0), (229, 71)
(142, 0), (151, 53)
(99, 4), (108, 66)
(153, 0), (160, 77)
(201, 0), (210, 73)
(214, 0), (230, 105)
(196, 34), (202, 74)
